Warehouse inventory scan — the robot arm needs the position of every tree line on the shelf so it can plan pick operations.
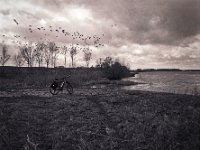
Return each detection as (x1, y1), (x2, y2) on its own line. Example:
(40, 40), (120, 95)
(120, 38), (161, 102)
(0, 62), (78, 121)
(0, 43), (130, 79)
(0, 42), (92, 68)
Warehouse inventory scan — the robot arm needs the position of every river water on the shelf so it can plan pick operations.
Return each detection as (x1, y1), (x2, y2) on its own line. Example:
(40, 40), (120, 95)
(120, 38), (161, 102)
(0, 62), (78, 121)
(123, 71), (200, 95)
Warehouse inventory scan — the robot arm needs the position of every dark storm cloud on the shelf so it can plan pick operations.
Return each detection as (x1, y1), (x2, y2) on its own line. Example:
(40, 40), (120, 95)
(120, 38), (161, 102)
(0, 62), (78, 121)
(0, 9), (10, 16)
(0, 0), (199, 69)
(17, 10), (40, 20)
(104, 0), (200, 45)
(32, 0), (200, 45)
(1, 0), (200, 46)
(163, 0), (200, 41)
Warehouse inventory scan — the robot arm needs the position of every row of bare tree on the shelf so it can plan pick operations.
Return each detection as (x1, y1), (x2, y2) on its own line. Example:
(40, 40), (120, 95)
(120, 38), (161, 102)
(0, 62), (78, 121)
(0, 42), (92, 68)
(0, 45), (10, 67)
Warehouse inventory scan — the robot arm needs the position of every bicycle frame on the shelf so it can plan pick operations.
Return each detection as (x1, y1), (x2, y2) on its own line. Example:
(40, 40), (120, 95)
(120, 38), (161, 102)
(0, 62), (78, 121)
(50, 76), (73, 95)
(59, 80), (68, 90)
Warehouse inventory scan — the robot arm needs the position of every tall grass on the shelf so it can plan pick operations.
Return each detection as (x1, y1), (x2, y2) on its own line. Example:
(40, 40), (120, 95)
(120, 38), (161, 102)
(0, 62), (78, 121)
(0, 67), (104, 90)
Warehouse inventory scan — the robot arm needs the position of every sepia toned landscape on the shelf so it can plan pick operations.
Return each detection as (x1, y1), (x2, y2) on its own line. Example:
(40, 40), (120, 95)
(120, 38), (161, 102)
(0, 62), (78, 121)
(0, 0), (200, 149)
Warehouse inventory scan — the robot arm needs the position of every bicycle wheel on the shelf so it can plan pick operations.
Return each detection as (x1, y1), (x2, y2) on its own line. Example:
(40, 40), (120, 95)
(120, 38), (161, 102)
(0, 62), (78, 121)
(49, 86), (59, 95)
(66, 82), (73, 94)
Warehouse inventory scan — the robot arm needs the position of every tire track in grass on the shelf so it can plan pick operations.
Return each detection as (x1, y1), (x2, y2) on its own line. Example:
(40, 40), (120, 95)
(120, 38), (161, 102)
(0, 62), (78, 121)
(85, 95), (129, 142)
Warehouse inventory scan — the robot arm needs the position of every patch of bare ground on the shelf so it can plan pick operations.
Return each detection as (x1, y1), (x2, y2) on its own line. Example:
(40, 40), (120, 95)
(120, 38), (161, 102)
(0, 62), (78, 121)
(0, 86), (200, 149)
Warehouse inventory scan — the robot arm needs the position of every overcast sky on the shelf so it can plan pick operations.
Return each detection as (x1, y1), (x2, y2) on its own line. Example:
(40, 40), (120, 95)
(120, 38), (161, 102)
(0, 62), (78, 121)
(0, 0), (200, 69)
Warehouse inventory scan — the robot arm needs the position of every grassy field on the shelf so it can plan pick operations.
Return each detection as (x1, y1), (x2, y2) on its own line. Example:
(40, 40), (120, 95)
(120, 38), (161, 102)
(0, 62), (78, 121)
(0, 67), (105, 90)
(0, 67), (200, 150)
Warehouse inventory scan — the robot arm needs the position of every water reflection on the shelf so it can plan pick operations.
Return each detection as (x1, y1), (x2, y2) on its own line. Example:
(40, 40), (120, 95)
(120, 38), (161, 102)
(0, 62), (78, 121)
(123, 71), (200, 95)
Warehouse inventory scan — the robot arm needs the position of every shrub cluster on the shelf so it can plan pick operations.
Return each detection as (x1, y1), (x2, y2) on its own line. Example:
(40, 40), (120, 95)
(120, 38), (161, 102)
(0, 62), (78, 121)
(104, 62), (130, 80)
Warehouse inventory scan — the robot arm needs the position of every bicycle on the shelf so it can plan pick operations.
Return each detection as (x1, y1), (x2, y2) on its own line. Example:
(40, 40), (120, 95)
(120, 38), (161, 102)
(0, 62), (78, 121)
(49, 76), (73, 95)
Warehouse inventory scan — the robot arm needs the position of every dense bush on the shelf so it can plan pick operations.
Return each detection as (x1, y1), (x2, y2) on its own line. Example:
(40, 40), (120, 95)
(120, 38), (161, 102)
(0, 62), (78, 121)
(105, 62), (130, 80)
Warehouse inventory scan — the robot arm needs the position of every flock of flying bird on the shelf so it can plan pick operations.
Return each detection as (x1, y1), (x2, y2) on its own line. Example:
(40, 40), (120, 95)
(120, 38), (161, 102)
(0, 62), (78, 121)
(1, 18), (105, 49)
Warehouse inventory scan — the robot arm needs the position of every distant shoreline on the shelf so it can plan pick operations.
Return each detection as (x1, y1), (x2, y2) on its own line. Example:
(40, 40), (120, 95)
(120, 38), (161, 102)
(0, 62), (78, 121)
(0, 66), (200, 71)
(132, 69), (200, 72)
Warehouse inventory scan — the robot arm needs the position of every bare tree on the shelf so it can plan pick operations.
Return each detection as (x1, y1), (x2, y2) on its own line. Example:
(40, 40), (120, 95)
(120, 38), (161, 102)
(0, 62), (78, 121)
(35, 42), (45, 67)
(20, 45), (36, 67)
(44, 44), (51, 68)
(0, 45), (10, 66)
(96, 58), (102, 68)
(48, 42), (59, 68)
(13, 51), (24, 67)
(83, 47), (92, 67)
(62, 46), (68, 68)
(70, 45), (78, 68)
(102, 56), (113, 68)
